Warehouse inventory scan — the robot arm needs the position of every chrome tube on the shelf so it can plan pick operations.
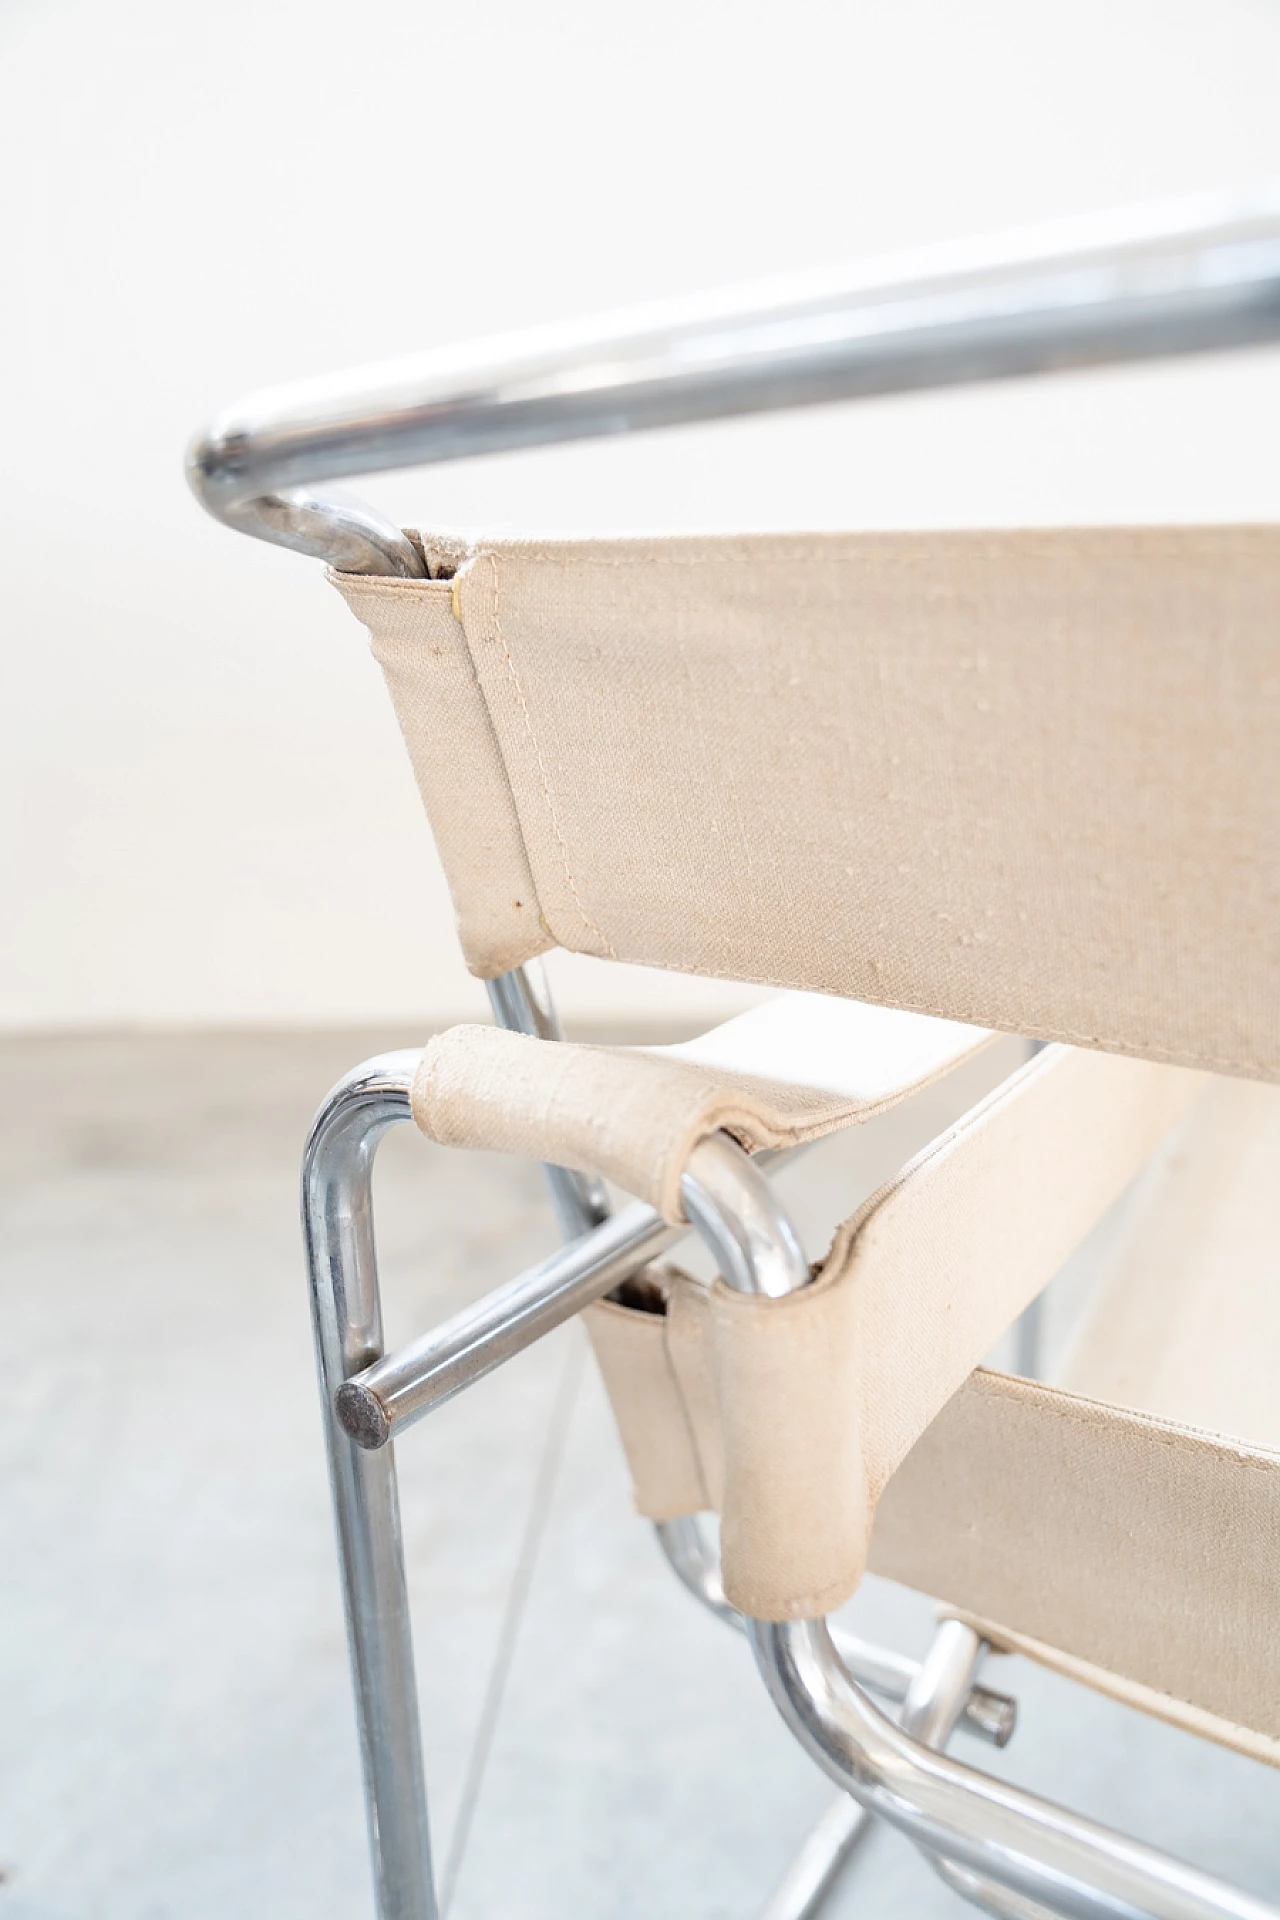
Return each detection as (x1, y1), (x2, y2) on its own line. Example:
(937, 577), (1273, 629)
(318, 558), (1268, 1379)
(901, 1622), (1061, 1920)
(336, 963), (671, 1450)
(654, 1516), (1015, 1747)
(679, 1133), (1279, 1920)
(681, 1130), (810, 1298)
(750, 1618), (1279, 1920)
(758, 1795), (873, 1920)
(301, 1051), (436, 1920)
(188, 189), (1280, 573)
(336, 1122), (817, 1448)
(335, 1197), (683, 1448)
(754, 1620), (1025, 1920)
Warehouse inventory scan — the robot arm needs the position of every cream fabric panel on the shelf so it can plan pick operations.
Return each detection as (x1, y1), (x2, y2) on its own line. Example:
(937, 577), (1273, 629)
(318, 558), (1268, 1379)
(414, 994), (993, 1223)
(587, 1318), (1280, 1755)
(453, 530), (1280, 1075)
(583, 1268), (721, 1518)
(1055, 1076), (1280, 1448)
(331, 561), (551, 978)
(697, 1046), (1198, 1617)
(334, 526), (1280, 1077)
(872, 1371), (1280, 1749)
(941, 1612), (1280, 1772)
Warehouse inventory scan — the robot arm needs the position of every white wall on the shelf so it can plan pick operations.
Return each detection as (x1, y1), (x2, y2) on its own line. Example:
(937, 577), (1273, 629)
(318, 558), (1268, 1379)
(4, 0), (1280, 1031)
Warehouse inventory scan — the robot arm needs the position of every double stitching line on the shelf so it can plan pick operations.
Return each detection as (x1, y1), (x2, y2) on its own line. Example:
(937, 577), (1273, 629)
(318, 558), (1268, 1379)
(489, 554), (616, 957)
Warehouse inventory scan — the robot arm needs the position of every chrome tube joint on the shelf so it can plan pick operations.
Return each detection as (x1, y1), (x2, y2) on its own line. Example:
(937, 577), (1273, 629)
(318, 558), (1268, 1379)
(334, 1197), (681, 1447)
(332, 1073), (817, 1452)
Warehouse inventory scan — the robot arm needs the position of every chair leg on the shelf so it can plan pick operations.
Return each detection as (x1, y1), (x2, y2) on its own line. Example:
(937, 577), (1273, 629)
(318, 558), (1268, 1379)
(302, 1050), (438, 1920)
(302, 1034), (673, 1920)
(758, 1796), (874, 1920)
(655, 1516), (872, 1919)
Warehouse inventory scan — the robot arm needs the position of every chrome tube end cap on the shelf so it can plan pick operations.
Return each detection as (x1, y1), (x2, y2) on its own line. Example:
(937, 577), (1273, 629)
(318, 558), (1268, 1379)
(336, 1379), (393, 1450)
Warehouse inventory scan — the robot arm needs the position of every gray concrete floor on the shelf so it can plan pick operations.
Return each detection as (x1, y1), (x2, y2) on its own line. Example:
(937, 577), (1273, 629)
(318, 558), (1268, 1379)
(2, 1031), (1278, 1920)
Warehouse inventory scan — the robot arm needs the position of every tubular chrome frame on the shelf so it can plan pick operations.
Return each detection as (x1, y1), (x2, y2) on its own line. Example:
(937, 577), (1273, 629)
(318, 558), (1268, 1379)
(303, 1006), (1279, 1920)
(189, 188), (1280, 575)
(249, 186), (1280, 1920)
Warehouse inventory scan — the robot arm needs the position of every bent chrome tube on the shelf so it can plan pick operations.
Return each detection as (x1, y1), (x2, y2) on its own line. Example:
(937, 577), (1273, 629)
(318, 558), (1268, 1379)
(682, 1134), (1279, 1920)
(758, 1794), (873, 1920)
(187, 188), (1280, 574)
(302, 1049), (436, 1920)
(302, 1026), (675, 1917)
(654, 1516), (1016, 1748)
(681, 1130), (810, 1297)
(750, 1617), (1279, 1920)
(755, 1619), (1026, 1920)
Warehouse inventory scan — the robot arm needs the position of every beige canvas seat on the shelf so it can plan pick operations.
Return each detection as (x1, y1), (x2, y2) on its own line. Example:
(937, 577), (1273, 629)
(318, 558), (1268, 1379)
(188, 196), (1280, 1920)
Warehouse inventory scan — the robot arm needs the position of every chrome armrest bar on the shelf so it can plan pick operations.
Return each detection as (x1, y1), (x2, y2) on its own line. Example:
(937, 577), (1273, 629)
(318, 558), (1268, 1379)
(188, 188), (1280, 576)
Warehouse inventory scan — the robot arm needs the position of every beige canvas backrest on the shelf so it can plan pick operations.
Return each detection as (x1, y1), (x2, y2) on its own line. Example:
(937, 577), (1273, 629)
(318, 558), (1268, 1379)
(334, 525), (1280, 1081)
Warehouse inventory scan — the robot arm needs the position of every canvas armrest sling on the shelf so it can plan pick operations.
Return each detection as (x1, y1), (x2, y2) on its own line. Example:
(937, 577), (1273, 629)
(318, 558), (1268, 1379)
(411, 1027), (1201, 1619)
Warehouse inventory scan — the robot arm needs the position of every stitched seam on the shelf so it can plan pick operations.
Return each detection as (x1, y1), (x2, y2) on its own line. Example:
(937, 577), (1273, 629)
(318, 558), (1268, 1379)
(456, 529), (1262, 569)
(463, 533), (1264, 572)
(488, 554), (616, 957)
(334, 527), (1267, 586)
